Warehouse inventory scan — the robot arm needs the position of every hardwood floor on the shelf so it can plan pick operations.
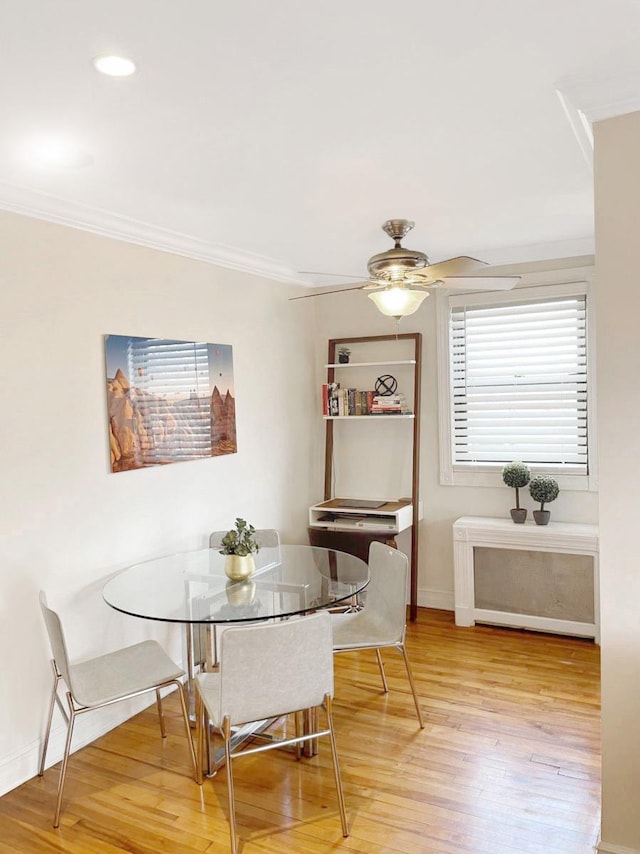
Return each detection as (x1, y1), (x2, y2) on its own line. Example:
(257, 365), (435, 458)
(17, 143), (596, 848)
(0, 609), (601, 853)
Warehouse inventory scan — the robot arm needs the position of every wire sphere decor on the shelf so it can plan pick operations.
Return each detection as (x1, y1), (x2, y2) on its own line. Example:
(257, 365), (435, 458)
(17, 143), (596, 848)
(374, 375), (398, 396)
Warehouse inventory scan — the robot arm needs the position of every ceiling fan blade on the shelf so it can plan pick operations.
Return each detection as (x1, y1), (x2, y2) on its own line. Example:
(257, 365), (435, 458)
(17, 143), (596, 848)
(289, 284), (368, 301)
(418, 255), (488, 281)
(442, 275), (520, 291)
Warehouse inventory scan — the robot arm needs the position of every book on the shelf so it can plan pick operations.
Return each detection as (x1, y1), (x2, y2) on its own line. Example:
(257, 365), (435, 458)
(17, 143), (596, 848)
(347, 388), (356, 416)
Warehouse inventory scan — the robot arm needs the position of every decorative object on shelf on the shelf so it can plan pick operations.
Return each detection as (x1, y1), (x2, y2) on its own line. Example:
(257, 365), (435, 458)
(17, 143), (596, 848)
(219, 518), (260, 580)
(374, 374), (398, 396)
(337, 346), (351, 363)
(501, 461), (531, 524)
(528, 476), (559, 525)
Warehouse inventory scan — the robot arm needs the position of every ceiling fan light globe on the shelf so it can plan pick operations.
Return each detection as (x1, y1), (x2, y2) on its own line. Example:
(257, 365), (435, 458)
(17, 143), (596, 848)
(368, 287), (429, 318)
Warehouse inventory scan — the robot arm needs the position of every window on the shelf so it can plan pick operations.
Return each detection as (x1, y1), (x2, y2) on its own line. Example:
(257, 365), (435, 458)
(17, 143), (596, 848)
(437, 278), (596, 490)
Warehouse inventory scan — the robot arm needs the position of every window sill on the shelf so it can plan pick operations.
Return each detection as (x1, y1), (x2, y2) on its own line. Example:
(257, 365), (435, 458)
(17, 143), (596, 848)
(440, 469), (597, 492)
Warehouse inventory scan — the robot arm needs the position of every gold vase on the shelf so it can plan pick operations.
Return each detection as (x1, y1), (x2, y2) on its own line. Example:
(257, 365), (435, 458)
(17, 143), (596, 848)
(224, 554), (256, 581)
(225, 579), (256, 607)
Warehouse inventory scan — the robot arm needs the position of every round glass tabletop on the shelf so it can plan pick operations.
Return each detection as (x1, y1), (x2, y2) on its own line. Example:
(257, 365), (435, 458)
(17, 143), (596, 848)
(103, 544), (369, 624)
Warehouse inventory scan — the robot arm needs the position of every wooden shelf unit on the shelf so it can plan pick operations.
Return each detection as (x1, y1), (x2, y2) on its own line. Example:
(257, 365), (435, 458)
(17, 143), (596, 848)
(320, 333), (422, 621)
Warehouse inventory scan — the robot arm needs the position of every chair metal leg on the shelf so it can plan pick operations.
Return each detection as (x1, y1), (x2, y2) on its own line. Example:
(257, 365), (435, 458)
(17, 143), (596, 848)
(53, 694), (77, 828)
(324, 695), (349, 837)
(375, 648), (389, 693)
(195, 691), (204, 785)
(155, 689), (167, 738)
(222, 716), (238, 854)
(302, 707), (319, 757)
(39, 662), (60, 778)
(399, 643), (424, 729)
(174, 680), (198, 779)
(294, 711), (303, 760)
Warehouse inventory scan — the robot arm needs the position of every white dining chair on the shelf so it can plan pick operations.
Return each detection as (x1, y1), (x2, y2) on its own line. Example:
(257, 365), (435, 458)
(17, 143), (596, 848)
(194, 611), (349, 854)
(331, 541), (425, 728)
(38, 591), (198, 827)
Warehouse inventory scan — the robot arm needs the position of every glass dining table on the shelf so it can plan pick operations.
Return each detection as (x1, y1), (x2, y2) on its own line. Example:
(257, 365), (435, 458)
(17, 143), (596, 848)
(103, 544), (370, 765)
(103, 543), (369, 625)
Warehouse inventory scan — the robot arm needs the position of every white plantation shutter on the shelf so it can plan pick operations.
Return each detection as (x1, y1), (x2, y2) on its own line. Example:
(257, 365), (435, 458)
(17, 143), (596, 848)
(450, 295), (588, 473)
(127, 338), (212, 463)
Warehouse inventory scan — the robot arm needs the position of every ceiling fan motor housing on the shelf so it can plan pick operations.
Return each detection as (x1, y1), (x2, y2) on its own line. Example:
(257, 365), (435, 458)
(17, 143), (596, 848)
(367, 218), (430, 281)
(367, 246), (430, 281)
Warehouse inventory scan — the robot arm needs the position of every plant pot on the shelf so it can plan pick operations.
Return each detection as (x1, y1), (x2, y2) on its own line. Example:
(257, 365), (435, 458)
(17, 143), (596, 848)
(225, 579), (256, 607)
(510, 508), (527, 524)
(533, 510), (551, 526)
(338, 353), (350, 363)
(224, 554), (256, 581)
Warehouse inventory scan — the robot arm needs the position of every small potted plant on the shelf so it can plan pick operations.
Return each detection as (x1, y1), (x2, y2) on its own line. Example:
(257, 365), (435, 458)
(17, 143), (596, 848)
(337, 346), (351, 364)
(219, 518), (260, 580)
(502, 461), (531, 523)
(528, 476), (559, 525)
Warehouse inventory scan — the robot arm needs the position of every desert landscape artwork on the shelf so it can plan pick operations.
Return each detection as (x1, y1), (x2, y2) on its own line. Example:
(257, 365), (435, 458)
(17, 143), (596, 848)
(105, 335), (237, 473)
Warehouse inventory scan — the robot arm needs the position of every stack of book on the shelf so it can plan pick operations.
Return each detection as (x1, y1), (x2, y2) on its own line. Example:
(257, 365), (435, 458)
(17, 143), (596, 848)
(371, 393), (410, 415)
(322, 384), (411, 416)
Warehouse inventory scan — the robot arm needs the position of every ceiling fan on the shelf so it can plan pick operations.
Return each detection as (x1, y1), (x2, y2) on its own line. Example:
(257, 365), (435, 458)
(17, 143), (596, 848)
(291, 219), (520, 320)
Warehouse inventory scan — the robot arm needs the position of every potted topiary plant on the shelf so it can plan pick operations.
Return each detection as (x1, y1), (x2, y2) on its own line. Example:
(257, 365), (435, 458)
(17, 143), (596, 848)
(528, 476), (559, 525)
(501, 461), (531, 523)
(337, 346), (351, 364)
(219, 518), (260, 580)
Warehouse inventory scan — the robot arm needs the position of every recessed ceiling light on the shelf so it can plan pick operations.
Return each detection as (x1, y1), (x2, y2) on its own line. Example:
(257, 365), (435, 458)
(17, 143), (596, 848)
(92, 55), (137, 77)
(25, 136), (93, 169)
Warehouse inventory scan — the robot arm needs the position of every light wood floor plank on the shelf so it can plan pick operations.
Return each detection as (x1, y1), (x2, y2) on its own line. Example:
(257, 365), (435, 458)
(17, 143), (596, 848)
(0, 609), (600, 853)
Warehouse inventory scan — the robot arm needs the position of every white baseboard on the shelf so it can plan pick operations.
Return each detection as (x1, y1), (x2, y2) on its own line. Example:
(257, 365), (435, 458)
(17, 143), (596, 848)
(417, 587), (454, 612)
(598, 839), (640, 854)
(0, 690), (167, 797)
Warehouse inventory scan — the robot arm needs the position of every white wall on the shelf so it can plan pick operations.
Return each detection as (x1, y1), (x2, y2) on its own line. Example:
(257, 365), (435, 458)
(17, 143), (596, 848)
(594, 110), (640, 853)
(0, 210), (321, 794)
(313, 276), (599, 610)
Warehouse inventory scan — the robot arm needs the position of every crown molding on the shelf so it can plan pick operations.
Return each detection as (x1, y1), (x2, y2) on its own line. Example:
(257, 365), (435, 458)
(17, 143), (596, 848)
(556, 70), (640, 171)
(558, 71), (640, 126)
(0, 179), (298, 283)
(556, 88), (594, 170)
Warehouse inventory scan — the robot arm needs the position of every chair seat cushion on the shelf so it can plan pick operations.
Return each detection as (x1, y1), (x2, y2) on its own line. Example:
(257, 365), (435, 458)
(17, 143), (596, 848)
(331, 611), (400, 650)
(70, 640), (184, 707)
(196, 672), (223, 728)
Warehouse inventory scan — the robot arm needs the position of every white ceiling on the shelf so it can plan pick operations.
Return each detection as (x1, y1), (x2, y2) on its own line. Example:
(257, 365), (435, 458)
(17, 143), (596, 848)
(1, 0), (639, 286)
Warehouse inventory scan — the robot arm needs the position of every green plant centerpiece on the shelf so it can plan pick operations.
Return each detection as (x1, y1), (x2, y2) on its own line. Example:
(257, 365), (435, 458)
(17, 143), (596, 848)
(502, 461), (531, 523)
(528, 475), (559, 526)
(337, 346), (351, 363)
(219, 518), (260, 580)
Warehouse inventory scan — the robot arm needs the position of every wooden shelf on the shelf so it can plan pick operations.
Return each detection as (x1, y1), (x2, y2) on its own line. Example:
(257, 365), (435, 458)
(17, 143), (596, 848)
(320, 333), (422, 621)
(325, 360), (417, 368)
(323, 414), (415, 420)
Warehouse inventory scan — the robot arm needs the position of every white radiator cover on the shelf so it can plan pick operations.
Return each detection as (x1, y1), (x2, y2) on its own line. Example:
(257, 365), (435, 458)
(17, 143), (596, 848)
(453, 516), (599, 642)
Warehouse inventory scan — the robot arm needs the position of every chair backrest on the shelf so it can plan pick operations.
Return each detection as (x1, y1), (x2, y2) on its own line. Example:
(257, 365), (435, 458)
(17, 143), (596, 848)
(216, 611), (333, 726)
(209, 528), (280, 550)
(39, 591), (74, 690)
(365, 542), (409, 643)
